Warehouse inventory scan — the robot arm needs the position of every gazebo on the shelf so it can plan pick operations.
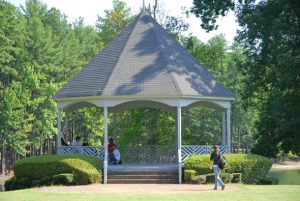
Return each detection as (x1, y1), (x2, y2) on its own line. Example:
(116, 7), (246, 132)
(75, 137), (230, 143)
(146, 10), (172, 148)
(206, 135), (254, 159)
(54, 11), (234, 184)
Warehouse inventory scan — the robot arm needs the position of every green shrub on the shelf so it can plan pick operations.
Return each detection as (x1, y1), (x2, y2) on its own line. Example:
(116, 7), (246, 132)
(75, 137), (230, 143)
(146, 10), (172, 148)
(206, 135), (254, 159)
(270, 177), (279, 185)
(183, 155), (212, 175)
(191, 175), (206, 184)
(32, 180), (41, 187)
(4, 177), (17, 191)
(52, 174), (77, 185)
(260, 177), (278, 185)
(39, 176), (52, 186)
(13, 154), (102, 186)
(205, 173), (215, 183)
(4, 177), (31, 191)
(281, 151), (298, 161)
(225, 154), (272, 183)
(205, 173), (232, 184)
(221, 173), (233, 183)
(231, 173), (242, 183)
(184, 170), (197, 182)
(184, 154), (272, 184)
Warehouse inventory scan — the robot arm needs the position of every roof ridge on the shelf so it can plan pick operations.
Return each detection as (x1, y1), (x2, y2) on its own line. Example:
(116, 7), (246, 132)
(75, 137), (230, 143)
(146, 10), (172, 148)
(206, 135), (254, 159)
(102, 14), (141, 94)
(145, 16), (183, 95)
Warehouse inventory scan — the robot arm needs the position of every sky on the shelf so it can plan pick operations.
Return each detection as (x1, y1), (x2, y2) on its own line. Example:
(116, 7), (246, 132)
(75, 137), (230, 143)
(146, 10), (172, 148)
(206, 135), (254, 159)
(8, 0), (239, 43)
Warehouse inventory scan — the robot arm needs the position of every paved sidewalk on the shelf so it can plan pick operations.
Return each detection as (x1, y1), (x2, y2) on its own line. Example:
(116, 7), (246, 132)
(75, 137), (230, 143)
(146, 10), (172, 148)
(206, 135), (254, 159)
(35, 184), (240, 194)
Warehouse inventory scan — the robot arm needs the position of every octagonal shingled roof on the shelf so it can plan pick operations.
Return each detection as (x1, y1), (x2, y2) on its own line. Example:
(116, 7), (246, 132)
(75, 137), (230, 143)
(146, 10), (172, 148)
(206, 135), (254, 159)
(54, 11), (234, 99)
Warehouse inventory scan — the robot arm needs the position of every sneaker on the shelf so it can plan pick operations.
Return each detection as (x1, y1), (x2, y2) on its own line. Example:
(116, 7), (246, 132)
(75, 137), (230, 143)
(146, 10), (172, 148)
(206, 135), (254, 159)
(222, 185), (225, 190)
(213, 188), (217, 190)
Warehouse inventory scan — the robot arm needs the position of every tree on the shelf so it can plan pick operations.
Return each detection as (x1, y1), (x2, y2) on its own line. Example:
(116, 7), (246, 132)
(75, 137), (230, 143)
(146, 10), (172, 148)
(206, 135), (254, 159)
(96, 0), (133, 46)
(0, 1), (28, 174)
(191, 0), (300, 157)
(145, 0), (189, 39)
(73, 18), (102, 63)
(182, 35), (255, 149)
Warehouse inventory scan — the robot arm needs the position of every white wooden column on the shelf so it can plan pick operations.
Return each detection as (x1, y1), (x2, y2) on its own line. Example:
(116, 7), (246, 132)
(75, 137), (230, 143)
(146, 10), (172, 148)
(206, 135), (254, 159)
(57, 108), (62, 153)
(175, 114), (178, 162)
(103, 107), (108, 184)
(177, 106), (182, 184)
(222, 111), (226, 146)
(226, 108), (231, 153)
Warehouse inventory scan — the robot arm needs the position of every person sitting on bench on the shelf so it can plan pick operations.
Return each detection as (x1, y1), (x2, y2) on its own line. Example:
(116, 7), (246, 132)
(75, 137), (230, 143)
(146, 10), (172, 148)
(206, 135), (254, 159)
(109, 145), (122, 164)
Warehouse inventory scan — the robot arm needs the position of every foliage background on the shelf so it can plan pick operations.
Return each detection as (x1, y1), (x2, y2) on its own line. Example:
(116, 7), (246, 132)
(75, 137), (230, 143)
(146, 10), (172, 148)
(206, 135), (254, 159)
(2, 0), (297, 173)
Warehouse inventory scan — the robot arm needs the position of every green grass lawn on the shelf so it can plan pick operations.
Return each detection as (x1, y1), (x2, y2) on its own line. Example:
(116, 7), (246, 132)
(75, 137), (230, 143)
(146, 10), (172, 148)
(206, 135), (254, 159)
(1, 185), (300, 201)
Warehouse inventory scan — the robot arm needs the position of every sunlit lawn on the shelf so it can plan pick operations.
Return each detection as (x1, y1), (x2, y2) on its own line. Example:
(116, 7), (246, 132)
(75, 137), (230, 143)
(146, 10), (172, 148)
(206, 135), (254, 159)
(1, 185), (300, 201)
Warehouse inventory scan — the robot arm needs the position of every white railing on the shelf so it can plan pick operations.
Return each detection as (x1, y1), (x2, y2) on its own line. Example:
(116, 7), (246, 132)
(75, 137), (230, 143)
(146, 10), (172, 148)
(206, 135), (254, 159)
(58, 145), (229, 163)
(118, 145), (176, 164)
(182, 145), (229, 160)
(58, 146), (104, 158)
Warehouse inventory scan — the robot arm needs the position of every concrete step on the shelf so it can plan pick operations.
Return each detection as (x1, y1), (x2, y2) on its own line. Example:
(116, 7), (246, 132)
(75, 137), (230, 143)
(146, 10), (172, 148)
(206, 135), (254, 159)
(108, 178), (179, 184)
(108, 174), (178, 180)
(107, 164), (179, 184)
(108, 170), (178, 175)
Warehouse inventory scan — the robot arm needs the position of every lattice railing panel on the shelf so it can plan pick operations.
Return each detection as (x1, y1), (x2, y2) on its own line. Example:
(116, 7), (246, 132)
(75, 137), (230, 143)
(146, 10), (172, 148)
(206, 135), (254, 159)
(59, 146), (104, 158)
(219, 145), (229, 154)
(59, 145), (229, 163)
(118, 145), (176, 164)
(182, 145), (229, 160)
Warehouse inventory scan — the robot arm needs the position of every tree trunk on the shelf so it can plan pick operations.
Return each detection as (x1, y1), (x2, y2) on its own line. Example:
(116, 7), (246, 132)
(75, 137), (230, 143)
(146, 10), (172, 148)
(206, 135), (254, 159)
(1, 146), (5, 176)
(149, 109), (159, 163)
(40, 139), (43, 155)
(237, 121), (240, 152)
(153, 0), (158, 20)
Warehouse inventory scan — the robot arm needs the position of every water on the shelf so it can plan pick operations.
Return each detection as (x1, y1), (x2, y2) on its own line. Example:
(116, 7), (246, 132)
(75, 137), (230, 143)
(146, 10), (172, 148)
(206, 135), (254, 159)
(0, 183), (4, 192)
(267, 169), (300, 185)
(0, 176), (9, 192)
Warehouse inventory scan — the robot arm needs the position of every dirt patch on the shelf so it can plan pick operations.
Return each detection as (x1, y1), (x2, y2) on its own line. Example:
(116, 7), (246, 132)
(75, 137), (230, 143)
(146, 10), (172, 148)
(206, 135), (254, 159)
(0, 176), (13, 183)
(35, 184), (240, 194)
(272, 161), (300, 170)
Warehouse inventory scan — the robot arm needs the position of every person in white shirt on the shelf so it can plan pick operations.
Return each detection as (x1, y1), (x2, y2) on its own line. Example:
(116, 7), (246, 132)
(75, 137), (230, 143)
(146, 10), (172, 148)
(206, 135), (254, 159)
(71, 136), (82, 146)
(110, 145), (122, 164)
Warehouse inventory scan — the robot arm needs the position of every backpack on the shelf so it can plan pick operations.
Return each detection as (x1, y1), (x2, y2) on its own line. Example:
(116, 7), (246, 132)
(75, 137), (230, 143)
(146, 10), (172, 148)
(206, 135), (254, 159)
(218, 154), (227, 170)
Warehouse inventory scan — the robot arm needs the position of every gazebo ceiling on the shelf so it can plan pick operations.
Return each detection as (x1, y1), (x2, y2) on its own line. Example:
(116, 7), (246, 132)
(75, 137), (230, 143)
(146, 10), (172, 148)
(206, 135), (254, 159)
(54, 11), (234, 102)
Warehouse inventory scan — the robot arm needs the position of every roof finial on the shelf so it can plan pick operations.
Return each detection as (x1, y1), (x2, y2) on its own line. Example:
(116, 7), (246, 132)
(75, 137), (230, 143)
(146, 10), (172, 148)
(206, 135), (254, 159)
(143, 0), (145, 11)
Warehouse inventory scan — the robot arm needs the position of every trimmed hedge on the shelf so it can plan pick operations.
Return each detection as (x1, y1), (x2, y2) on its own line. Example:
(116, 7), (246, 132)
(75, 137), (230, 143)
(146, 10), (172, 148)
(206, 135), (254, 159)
(231, 173), (242, 183)
(5, 174), (77, 190)
(184, 154), (212, 175)
(52, 174), (77, 185)
(12, 154), (102, 186)
(191, 175), (206, 184)
(184, 154), (272, 184)
(185, 173), (237, 184)
(184, 170), (197, 182)
(4, 177), (31, 190)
